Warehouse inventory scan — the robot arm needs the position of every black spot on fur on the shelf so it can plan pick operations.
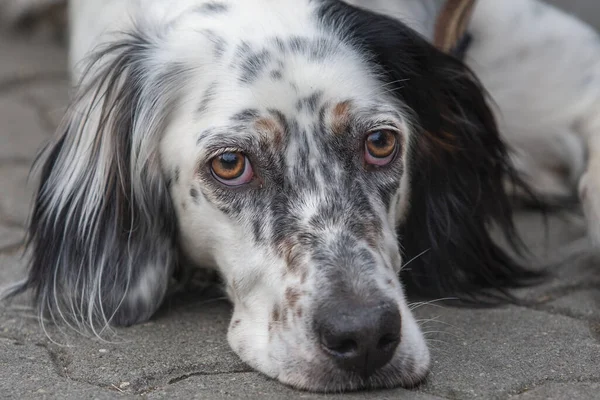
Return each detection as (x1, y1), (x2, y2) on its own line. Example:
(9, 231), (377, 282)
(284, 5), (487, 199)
(190, 187), (199, 203)
(198, 2), (229, 14)
(168, 166), (180, 189)
(197, 82), (218, 115)
(273, 37), (286, 52)
(286, 36), (334, 60)
(202, 29), (227, 59)
(174, 167), (180, 183)
(238, 47), (272, 84)
(270, 70), (283, 80)
(253, 218), (264, 242)
(295, 91), (323, 113)
(197, 128), (218, 146)
(232, 108), (260, 122)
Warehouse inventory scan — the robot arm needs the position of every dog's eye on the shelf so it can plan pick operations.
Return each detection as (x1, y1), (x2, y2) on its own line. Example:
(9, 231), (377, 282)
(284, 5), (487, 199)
(210, 152), (254, 185)
(365, 130), (397, 166)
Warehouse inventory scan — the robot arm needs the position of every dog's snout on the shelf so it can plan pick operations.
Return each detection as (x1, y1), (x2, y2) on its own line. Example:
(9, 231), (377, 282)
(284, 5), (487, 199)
(315, 299), (401, 377)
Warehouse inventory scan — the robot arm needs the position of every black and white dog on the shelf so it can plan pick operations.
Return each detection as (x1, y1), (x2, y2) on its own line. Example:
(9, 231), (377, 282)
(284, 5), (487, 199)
(3, 0), (600, 392)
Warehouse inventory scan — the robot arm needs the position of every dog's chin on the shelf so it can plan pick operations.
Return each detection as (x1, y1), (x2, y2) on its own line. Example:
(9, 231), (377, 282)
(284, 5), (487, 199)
(275, 354), (431, 393)
(231, 324), (431, 393)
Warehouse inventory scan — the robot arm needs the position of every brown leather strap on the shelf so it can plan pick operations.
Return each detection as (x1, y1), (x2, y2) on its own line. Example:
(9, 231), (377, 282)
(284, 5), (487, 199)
(433, 0), (477, 54)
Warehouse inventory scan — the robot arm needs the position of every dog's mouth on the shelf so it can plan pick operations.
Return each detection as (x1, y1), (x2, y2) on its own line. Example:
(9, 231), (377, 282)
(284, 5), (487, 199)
(274, 350), (431, 392)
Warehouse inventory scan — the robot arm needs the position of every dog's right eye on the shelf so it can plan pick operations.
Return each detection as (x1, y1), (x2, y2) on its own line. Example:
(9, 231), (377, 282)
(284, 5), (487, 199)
(210, 152), (254, 186)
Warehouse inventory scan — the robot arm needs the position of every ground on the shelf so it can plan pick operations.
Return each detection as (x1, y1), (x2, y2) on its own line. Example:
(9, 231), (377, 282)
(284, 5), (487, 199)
(1, 1), (600, 399)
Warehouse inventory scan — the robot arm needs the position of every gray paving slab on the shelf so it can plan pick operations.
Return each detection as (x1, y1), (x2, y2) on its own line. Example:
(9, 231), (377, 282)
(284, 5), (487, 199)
(0, 337), (131, 400)
(510, 382), (600, 400)
(416, 305), (600, 399)
(0, 164), (36, 226)
(0, 285), (249, 395)
(0, 224), (24, 250)
(146, 372), (445, 400)
(0, 94), (51, 160)
(15, 80), (71, 131)
(0, 35), (66, 86)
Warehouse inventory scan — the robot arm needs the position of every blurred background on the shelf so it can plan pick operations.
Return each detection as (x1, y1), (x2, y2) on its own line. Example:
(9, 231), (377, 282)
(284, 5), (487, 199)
(548, 0), (600, 28)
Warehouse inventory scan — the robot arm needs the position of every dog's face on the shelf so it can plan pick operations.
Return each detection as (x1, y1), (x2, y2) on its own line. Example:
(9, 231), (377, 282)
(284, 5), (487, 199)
(17, 0), (533, 393)
(161, 19), (426, 388)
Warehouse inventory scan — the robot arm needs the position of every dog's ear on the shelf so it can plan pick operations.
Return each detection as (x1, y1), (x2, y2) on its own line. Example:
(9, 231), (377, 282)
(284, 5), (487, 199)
(381, 29), (541, 301)
(319, 2), (542, 301)
(11, 29), (184, 331)
(396, 52), (540, 301)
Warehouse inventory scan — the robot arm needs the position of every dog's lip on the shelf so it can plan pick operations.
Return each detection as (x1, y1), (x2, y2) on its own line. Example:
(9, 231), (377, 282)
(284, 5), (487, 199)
(275, 356), (430, 393)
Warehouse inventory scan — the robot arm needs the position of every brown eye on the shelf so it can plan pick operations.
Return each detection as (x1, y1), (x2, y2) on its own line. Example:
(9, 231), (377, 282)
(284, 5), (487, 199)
(210, 152), (253, 185)
(365, 130), (397, 166)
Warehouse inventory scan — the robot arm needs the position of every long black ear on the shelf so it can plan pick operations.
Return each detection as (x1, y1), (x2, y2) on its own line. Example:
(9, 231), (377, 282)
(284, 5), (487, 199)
(396, 58), (542, 301)
(319, 2), (542, 302)
(5, 28), (184, 332)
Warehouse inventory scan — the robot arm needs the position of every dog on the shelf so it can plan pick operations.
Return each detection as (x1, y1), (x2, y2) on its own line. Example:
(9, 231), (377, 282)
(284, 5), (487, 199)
(2, 0), (600, 393)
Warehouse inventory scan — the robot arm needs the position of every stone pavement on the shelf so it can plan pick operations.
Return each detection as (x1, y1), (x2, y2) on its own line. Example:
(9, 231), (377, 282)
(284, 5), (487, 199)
(1, 1), (600, 399)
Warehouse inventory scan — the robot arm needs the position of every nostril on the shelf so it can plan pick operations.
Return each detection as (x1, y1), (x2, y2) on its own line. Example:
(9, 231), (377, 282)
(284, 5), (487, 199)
(377, 333), (400, 351)
(322, 337), (358, 357)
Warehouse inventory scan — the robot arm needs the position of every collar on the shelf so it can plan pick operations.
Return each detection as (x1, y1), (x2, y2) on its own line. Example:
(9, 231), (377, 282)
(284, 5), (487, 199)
(433, 0), (477, 58)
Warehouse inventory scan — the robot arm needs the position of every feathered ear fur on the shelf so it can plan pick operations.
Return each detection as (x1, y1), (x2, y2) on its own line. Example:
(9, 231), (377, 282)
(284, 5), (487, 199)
(5, 27), (186, 332)
(396, 56), (542, 301)
(319, 1), (543, 302)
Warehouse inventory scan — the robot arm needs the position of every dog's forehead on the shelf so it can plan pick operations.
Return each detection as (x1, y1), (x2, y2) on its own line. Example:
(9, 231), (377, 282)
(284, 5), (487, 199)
(166, 1), (390, 124)
(194, 37), (383, 125)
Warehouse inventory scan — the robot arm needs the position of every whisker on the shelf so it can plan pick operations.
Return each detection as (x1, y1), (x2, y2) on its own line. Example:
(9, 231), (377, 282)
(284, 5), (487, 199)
(409, 297), (458, 310)
(400, 248), (431, 272)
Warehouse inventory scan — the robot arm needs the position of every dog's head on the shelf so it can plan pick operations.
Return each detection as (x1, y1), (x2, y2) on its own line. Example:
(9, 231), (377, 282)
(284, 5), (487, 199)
(13, 0), (536, 392)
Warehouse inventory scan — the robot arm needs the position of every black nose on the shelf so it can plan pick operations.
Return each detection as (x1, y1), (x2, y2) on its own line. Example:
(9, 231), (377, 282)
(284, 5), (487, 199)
(315, 299), (401, 378)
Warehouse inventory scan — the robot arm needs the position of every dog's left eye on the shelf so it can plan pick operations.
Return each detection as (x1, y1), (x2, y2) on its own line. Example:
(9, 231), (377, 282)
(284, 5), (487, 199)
(210, 152), (254, 186)
(364, 130), (398, 166)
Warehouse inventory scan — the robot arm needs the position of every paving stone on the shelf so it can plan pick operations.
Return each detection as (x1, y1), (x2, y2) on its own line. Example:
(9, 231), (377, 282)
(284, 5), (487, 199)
(0, 247), (25, 278)
(0, 337), (131, 400)
(0, 95), (51, 160)
(0, 247), (30, 338)
(3, 276), (598, 399)
(510, 382), (600, 400)
(0, 35), (66, 84)
(0, 164), (35, 226)
(145, 372), (445, 400)
(414, 305), (600, 399)
(1, 290), (248, 394)
(0, 224), (24, 250)
(15, 80), (71, 132)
